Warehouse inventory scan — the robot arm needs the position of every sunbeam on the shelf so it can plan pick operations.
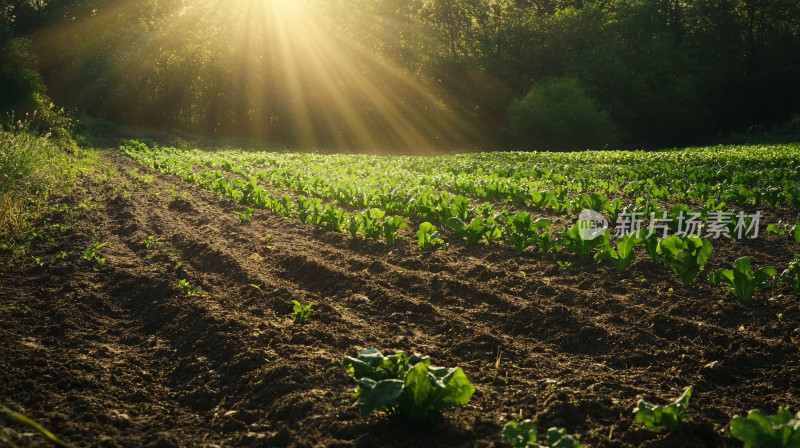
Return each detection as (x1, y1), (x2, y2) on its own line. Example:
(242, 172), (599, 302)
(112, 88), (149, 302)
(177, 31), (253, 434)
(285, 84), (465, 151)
(30, 0), (489, 153)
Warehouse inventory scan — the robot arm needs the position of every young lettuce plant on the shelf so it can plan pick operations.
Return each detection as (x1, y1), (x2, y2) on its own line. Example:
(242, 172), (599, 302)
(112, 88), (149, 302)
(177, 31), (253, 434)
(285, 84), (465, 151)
(781, 255), (800, 291)
(657, 235), (713, 286)
(288, 300), (313, 325)
(730, 408), (800, 448)
(709, 256), (777, 303)
(179, 279), (201, 296)
(342, 348), (475, 420)
(636, 230), (662, 264)
(445, 216), (485, 245)
(357, 208), (385, 241)
(596, 231), (642, 272)
(562, 221), (605, 260)
(82, 242), (107, 266)
(346, 215), (361, 238)
(319, 205), (347, 232)
(504, 212), (555, 257)
(503, 419), (583, 448)
(634, 386), (693, 432)
(234, 207), (254, 223)
(417, 222), (447, 252)
(382, 216), (407, 247)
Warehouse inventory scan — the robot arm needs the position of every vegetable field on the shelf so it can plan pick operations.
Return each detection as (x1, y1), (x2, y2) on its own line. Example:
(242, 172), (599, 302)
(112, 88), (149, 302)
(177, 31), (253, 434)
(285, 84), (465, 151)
(2, 144), (799, 447)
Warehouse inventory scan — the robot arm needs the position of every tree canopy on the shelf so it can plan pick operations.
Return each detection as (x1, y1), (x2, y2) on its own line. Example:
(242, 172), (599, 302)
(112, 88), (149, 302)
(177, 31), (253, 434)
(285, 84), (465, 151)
(3, 0), (800, 151)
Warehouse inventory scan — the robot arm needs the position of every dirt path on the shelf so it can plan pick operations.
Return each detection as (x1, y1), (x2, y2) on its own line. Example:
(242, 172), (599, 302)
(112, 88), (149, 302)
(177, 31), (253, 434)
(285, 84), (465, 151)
(1, 150), (798, 447)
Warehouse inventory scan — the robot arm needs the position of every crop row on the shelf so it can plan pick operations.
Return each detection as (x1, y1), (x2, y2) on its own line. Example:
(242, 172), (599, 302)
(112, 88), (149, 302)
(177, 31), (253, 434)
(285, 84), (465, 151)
(121, 141), (800, 301)
(136, 142), (800, 209)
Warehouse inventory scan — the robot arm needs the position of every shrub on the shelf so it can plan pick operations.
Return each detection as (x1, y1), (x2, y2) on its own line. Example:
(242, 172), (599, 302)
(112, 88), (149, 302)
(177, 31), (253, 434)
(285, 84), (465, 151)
(508, 77), (618, 151)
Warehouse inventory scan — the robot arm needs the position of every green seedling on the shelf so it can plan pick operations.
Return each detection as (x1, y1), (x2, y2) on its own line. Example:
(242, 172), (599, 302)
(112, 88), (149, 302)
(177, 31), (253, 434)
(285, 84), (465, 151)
(142, 236), (163, 250)
(730, 408), (800, 448)
(557, 261), (573, 271)
(234, 207), (254, 223)
(503, 419), (583, 448)
(766, 223), (787, 237)
(417, 222), (447, 251)
(597, 231), (642, 272)
(357, 208), (385, 241)
(82, 242), (107, 266)
(288, 300), (313, 324)
(382, 215), (406, 247)
(563, 221), (605, 259)
(0, 407), (74, 448)
(781, 255), (800, 291)
(179, 279), (201, 296)
(634, 386), (693, 432)
(709, 256), (777, 302)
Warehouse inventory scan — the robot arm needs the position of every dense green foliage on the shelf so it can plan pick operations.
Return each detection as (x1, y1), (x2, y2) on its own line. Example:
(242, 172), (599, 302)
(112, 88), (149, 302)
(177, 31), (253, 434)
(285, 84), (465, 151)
(508, 77), (617, 150)
(3, 0), (800, 150)
(0, 122), (78, 244)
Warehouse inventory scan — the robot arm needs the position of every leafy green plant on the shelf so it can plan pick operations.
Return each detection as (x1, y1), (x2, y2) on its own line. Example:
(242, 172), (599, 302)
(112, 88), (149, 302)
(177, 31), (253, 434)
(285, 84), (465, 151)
(319, 204), (347, 231)
(142, 235), (163, 250)
(82, 242), (107, 266)
(767, 223), (787, 237)
(634, 386), (693, 432)
(382, 216), (406, 247)
(638, 231), (662, 264)
(0, 407), (74, 448)
(417, 222), (447, 251)
(346, 215), (361, 238)
(597, 231), (642, 272)
(505, 213), (555, 257)
(557, 261), (573, 271)
(342, 348), (475, 420)
(297, 196), (323, 225)
(262, 234), (273, 244)
(709, 257), (777, 302)
(288, 300), (313, 324)
(657, 236), (713, 286)
(234, 207), (255, 223)
(502, 419), (583, 448)
(562, 221), (605, 259)
(357, 208), (385, 241)
(730, 408), (800, 448)
(446, 216), (488, 245)
(795, 222), (800, 244)
(179, 279), (201, 296)
(781, 255), (800, 291)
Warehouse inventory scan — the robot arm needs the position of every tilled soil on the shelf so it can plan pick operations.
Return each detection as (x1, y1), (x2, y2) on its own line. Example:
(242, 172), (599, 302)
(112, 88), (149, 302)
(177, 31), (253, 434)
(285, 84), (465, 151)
(1, 151), (798, 447)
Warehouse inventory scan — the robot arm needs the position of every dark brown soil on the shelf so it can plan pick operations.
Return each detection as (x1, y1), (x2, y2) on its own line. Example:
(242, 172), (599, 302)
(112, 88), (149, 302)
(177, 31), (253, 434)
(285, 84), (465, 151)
(1, 151), (798, 447)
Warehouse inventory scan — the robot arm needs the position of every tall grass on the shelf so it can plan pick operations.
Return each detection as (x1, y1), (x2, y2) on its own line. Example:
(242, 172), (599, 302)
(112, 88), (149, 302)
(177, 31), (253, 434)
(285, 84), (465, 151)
(0, 117), (72, 245)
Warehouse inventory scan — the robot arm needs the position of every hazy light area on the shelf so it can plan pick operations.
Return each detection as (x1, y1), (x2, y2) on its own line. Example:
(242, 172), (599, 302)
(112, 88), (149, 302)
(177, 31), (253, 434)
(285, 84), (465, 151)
(32, 0), (486, 153)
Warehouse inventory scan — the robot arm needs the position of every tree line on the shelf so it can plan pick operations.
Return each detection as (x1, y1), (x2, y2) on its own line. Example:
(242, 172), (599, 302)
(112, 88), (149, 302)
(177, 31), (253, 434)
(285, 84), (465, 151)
(2, 0), (799, 151)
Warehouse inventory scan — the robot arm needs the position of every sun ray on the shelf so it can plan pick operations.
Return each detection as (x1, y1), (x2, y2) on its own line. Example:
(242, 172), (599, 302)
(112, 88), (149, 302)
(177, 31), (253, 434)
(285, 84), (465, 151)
(31, 0), (488, 153)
